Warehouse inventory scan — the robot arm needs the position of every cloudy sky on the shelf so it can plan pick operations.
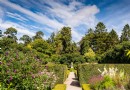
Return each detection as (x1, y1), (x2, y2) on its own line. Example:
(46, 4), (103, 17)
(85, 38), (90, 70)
(0, 0), (130, 42)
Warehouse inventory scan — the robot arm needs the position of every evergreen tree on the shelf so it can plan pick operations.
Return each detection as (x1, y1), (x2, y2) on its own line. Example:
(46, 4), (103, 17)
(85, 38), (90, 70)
(79, 28), (95, 55)
(120, 24), (130, 42)
(79, 37), (90, 55)
(60, 27), (72, 53)
(93, 22), (108, 54)
(106, 29), (119, 49)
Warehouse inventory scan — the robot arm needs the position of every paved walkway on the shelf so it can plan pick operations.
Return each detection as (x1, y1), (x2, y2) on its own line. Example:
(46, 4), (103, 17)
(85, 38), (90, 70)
(64, 72), (82, 90)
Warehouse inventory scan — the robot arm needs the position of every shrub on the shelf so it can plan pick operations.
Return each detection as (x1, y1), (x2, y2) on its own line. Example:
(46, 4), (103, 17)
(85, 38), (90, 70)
(100, 41), (130, 63)
(46, 64), (68, 85)
(52, 84), (66, 90)
(0, 50), (67, 89)
(77, 64), (130, 85)
(82, 84), (91, 90)
(84, 48), (96, 63)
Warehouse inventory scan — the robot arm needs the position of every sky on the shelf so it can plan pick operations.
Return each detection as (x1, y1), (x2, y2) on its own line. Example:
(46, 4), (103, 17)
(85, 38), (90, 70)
(0, 0), (130, 42)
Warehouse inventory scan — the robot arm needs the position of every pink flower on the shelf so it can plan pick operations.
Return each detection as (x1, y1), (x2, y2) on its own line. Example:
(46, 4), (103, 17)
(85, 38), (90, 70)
(88, 75), (104, 85)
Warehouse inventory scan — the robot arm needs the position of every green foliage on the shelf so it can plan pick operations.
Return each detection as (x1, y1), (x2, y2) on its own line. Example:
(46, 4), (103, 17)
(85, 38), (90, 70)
(58, 53), (85, 68)
(20, 35), (32, 45)
(77, 64), (130, 85)
(31, 39), (53, 55)
(93, 22), (108, 54)
(45, 64), (68, 85)
(120, 24), (130, 42)
(0, 50), (68, 89)
(33, 31), (44, 40)
(79, 28), (94, 55)
(106, 29), (119, 49)
(0, 50), (52, 89)
(52, 84), (66, 90)
(84, 48), (96, 62)
(4, 27), (17, 42)
(99, 76), (115, 89)
(100, 41), (130, 63)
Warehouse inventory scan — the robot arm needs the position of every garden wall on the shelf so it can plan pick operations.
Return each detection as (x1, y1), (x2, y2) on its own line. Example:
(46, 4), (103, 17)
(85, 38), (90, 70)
(77, 64), (130, 85)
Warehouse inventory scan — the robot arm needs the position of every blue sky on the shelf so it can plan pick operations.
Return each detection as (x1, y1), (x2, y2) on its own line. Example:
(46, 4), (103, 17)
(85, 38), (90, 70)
(0, 0), (130, 42)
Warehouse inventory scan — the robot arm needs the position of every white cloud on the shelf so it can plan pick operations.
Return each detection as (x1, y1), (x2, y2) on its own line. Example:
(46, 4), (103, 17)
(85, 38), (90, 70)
(0, 0), (64, 29)
(0, 21), (35, 36)
(6, 12), (29, 22)
(0, 0), (100, 42)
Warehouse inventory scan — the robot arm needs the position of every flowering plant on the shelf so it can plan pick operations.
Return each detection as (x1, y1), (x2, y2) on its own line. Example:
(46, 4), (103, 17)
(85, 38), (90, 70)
(89, 67), (130, 90)
(0, 50), (58, 90)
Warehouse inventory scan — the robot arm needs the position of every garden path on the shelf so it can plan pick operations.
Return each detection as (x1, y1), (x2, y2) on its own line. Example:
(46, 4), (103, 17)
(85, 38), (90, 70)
(64, 72), (82, 90)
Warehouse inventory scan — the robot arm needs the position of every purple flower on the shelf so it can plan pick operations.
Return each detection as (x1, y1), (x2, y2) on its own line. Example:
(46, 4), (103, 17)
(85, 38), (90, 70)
(88, 75), (104, 85)
(5, 51), (9, 56)
(13, 69), (17, 73)
(32, 74), (35, 79)
(8, 76), (13, 83)
(10, 76), (13, 81)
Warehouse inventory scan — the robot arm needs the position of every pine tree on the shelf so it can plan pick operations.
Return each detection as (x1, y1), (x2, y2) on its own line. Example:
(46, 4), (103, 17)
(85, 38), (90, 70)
(106, 29), (119, 49)
(93, 22), (108, 54)
(120, 24), (130, 42)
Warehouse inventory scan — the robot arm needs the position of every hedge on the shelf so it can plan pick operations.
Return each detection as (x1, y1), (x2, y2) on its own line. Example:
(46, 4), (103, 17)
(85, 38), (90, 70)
(82, 84), (91, 90)
(77, 64), (130, 85)
(45, 64), (68, 85)
(52, 84), (66, 90)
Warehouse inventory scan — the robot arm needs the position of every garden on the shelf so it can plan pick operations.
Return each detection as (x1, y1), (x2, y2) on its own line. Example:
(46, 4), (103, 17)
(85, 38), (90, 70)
(78, 64), (130, 90)
(1, 23), (130, 90)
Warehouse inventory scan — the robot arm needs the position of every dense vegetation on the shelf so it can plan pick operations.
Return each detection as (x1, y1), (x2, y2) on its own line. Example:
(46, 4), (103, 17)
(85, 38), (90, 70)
(0, 22), (130, 64)
(78, 64), (130, 90)
(1, 22), (130, 89)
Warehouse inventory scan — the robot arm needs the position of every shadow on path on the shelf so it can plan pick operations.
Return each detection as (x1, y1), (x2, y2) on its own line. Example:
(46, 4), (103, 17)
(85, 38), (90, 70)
(64, 72), (82, 90)
(70, 81), (80, 87)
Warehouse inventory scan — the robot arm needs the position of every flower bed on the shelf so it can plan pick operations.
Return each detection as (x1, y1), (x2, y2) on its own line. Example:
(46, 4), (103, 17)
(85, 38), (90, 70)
(0, 50), (67, 90)
(78, 64), (130, 90)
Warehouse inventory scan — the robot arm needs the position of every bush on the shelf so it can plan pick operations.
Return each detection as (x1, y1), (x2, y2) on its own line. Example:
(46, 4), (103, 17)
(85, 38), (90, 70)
(58, 53), (85, 68)
(45, 64), (68, 85)
(82, 84), (91, 90)
(0, 50), (67, 89)
(77, 64), (130, 85)
(84, 48), (96, 63)
(100, 41), (130, 63)
(52, 84), (66, 90)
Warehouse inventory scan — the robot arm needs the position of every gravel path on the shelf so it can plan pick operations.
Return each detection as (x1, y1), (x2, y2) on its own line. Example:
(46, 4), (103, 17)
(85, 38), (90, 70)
(64, 72), (82, 90)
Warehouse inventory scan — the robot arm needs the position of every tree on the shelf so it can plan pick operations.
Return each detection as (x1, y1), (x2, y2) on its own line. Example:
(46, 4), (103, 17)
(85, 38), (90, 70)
(79, 37), (90, 55)
(84, 48), (96, 62)
(54, 27), (72, 54)
(31, 39), (52, 56)
(94, 22), (107, 34)
(70, 42), (79, 53)
(4, 27), (17, 42)
(60, 27), (72, 53)
(120, 24), (130, 42)
(33, 31), (44, 40)
(0, 30), (3, 38)
(20, 35), (32, 45)
(106, 29), (119, 49)
(79, 28), (95, 55)
(47, 32), (55, 44)
(93, 22), (108, 54)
